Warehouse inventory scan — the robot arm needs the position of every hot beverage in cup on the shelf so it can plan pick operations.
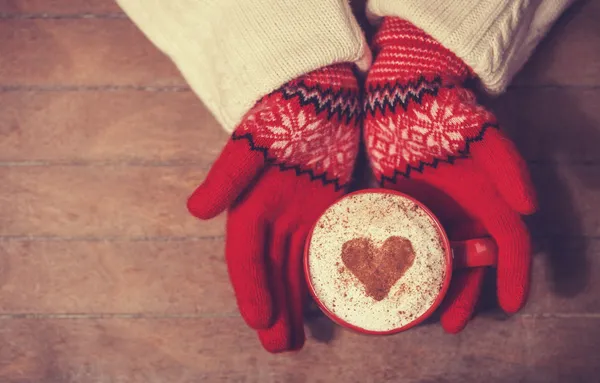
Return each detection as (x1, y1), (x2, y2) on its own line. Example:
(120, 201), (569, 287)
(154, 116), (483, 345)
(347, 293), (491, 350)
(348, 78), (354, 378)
(304, 189), (496, 334)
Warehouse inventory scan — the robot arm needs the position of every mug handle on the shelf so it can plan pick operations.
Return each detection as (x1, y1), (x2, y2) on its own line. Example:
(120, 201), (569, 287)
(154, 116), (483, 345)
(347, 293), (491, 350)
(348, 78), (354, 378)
(451, 238), (498, 269)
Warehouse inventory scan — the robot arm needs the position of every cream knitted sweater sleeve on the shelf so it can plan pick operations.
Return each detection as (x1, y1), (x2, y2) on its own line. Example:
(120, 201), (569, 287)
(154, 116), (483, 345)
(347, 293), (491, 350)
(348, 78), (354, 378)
(368, 0), (575, 94)
(116, 0), (573, 132)
(115, 0), (371, 132)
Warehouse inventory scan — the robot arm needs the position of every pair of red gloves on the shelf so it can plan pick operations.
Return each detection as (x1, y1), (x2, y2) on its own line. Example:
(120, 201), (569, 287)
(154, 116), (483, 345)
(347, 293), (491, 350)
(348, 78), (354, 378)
(187, 18), (537, 353)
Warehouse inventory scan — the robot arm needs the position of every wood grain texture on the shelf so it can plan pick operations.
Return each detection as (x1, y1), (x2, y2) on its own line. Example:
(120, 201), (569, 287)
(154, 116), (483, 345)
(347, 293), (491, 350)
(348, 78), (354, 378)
(0, 91), (226, 163)
(0, 317), (597, 383)
(0, 239), (234, 314)
(0, 0), (121, 14)
(523, 317), (600, 383)
(0, 167), (224, 237)
(0, 318), (256, 383)
(0, 20), (184, 86)
(2, 164), (597, 238)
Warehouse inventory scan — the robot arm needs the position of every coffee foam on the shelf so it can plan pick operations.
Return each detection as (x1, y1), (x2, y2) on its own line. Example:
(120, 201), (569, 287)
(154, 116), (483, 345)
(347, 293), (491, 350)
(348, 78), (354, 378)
(308, 192), (447, 332)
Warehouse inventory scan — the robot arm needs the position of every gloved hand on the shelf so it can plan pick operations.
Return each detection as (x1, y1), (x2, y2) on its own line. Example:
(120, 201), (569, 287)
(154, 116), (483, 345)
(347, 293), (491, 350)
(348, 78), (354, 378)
(364, 18), (538, 333)
(187, 64), (360, 351)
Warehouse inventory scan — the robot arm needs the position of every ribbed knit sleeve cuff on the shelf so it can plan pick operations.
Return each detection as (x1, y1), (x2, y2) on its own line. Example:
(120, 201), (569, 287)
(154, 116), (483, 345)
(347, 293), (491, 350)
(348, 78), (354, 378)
(116, 0), (371, 132)
(367, 0), (574, 94)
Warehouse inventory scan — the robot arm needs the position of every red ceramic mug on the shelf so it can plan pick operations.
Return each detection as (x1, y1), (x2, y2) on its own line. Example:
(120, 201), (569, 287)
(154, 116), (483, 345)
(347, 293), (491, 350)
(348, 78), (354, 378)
(304, 189), (497, 334)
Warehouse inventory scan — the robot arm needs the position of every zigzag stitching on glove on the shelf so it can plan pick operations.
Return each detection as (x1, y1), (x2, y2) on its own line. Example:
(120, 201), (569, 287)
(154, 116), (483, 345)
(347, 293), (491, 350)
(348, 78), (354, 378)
(364, 76), (443, 115)
(231, 132), (349, 192)
(280, 82), (361, 124)
(378, 122), (500, 185)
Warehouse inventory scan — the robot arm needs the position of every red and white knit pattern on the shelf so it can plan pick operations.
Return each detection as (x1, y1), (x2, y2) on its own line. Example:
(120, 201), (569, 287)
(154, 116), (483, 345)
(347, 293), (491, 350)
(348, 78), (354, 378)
(364, 77), (440, 115)
(368, 18), (471, 85)
(235, 64), (360, 189)
(365, 18), (494, 182)
(366, 87), (495, 179)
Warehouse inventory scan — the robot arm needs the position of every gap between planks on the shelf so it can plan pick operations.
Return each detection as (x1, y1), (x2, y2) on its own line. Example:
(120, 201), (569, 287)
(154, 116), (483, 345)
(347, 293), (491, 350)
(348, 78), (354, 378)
(0, 312), (239, 320)
(0, 160), (213, 167)
(1, 85), (600, 92)
(0, 85), (191, 92)
(0, 312), (598, 320)
(0, 160), (598, 167)
(0, 235), (225, 242)
(0, 235), (597, 242)
(0, 13), (127, 20)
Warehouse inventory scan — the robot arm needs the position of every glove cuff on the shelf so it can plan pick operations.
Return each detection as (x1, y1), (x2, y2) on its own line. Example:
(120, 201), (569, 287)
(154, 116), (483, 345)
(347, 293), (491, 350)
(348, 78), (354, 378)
(371, 17), (472, 85)
(294, 63), (359, 92)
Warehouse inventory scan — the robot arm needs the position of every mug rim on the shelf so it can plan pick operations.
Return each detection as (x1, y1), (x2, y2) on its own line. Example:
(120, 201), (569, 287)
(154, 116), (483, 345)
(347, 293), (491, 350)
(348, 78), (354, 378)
(303, 188), (453, 335)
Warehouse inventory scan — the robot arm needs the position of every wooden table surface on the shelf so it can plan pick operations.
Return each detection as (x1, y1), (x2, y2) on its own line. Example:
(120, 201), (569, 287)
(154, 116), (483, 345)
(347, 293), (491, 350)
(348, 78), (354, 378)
(1, 1), (600, 382)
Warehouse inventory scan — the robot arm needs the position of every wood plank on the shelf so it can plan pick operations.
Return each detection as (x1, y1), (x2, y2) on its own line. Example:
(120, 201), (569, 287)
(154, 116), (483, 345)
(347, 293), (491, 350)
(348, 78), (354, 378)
(0, 239), (235, 314)
(3, 164), (594, 238)
(0, 0), (121, 14)
(0, 91), (226, 163)
(0, 317), (527, 383)
(523, 317), (600, 383)
(1, 237), (596, 315)
(492, 88), (600, 164)
(513, 0), (600, 87)
(0, 318), (256, 383)
(0, 167), (224, 237)
(0, 19), (184, 86)
(0, 316), (596, 382)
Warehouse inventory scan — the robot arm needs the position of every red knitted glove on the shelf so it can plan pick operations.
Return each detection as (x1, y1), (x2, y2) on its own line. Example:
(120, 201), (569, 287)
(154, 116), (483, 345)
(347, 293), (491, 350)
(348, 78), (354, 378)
(364, 18), (538, 333)
(187, 64), (359, 352)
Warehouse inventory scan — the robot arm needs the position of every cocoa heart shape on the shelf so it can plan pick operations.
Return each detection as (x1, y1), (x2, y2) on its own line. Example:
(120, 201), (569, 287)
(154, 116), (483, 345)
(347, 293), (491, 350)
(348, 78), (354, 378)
(341, 236), (416, 301)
